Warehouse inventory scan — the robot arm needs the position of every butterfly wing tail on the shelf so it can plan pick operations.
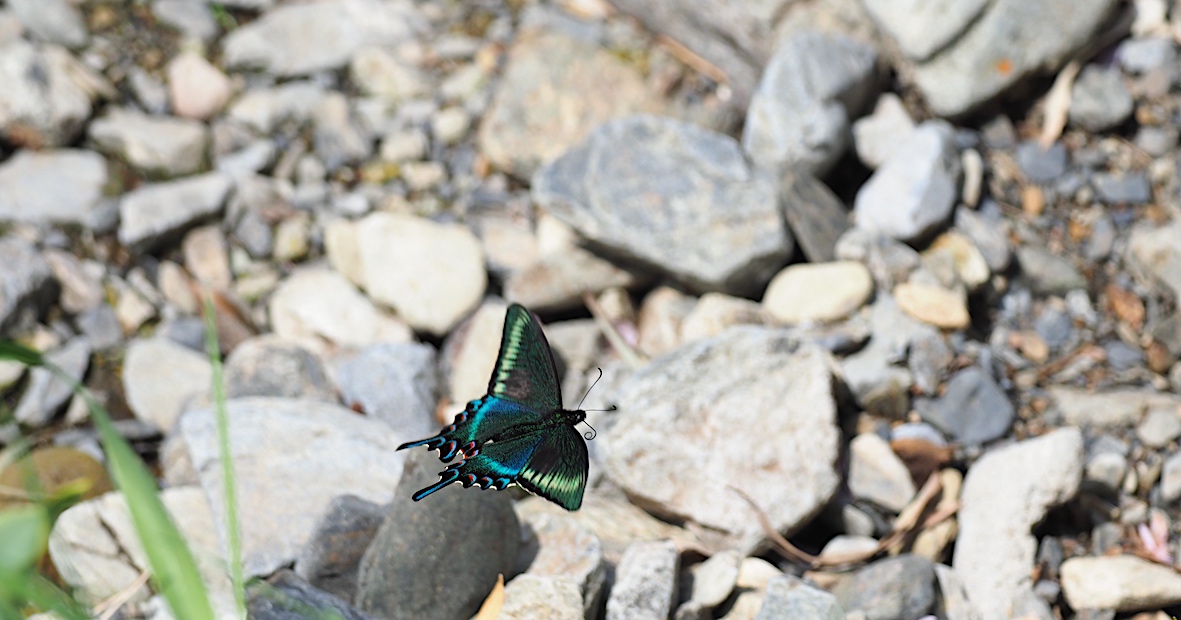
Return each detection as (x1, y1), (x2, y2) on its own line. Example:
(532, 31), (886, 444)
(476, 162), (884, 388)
(411, 465), (461, 501)
(396, 436), (446, 452)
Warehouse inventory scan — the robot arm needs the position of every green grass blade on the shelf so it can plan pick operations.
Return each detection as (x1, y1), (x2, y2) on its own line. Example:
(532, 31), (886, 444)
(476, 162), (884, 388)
(202, 296), (246, 618)
(0, 340), (44, 367)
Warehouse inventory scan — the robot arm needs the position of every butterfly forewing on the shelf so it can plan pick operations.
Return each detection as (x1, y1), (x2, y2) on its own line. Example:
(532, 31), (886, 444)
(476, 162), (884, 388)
(488, 305), (563, 413)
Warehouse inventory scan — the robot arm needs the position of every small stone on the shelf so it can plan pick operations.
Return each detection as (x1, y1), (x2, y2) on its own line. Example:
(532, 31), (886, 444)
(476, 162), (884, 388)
(680, 293), (773, 343)
(432, 107), (470, 145)
(847, 433), (917, 513)
(0, 41), (106, 146)
(152, 0), (219, 40)
(927, 231), (990, 291)
(1117, 37), (1177, 73)
(118, 173), (233, 254)
(1061, 555), (1181, 611)
(43, 249), (104, 314)
(379, 128), (428, 163)
(76, 305), (123, 351)
(1015, 141), (1068, 183)
(228, 82), (326, 134)
(272, 213), (310, 262)
(756, 575), (845, 619)
(0, 149), (109, 226)
(1137, 407), (1181, 449)
(224, 335), (334, 402)
(894, 282), (970, 329)
(1084, 451), (1127, 494)
(13, 339), (91, 427)
(853, 93), (916, 169)
(501, 575), (584, 620)
(0, 236), (54, 333)
(400, 161), (446, 192)
(504, 246), (641, 314)
(917, 367), (1014, 444)
(1128, 219), (1181, 300)
(349, 46), (430, 103)
(519, 511), (606, 616)
(312, 93), (371, 170)
(182, 225), (231, 290)
(123, 337), (212, 431)
(7, 0), (87, 48)
(89, 108), (208, 177)
(1161, 451), (1181, 503)
(606, 540), (679, 620)
(762, 261), (874, 324)
(294, 494), (385, 601)
(168, 51), (233, 120)
(860, 0), (989, 60)
(336, 342), (438, 439)
(1069, 65), (1133, 131)
(268, 267), (412, 352)
(833, 555), (936, 620)
(1093, 172), (1152, 205)
(1016, 246), (1086, 295)
(686, 550), (741, 608)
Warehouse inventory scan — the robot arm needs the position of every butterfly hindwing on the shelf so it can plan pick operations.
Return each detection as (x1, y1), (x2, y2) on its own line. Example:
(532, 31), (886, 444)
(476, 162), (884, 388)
(488, 305), (563, 413)
(518, 424), (588, 511)
(410, 430), (542, 501)
(397, 395), (545, 461)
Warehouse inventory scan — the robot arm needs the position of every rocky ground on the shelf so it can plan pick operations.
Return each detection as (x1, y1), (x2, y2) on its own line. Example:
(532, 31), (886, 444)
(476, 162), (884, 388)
(1, 0), (1181, 618)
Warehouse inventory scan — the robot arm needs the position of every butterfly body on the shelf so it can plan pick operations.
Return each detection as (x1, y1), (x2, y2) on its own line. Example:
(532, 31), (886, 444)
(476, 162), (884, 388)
(396, 304), (590, 511)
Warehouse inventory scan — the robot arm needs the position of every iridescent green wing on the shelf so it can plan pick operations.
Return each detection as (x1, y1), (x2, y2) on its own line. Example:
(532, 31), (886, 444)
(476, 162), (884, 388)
(487, 304), (563, 413)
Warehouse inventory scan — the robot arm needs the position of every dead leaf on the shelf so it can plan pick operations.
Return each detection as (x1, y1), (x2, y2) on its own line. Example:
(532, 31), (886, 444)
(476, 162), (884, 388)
(1105, 284), (1145, 330)
(1039, 60), (1080, 149)
(474, 574), (505, 620)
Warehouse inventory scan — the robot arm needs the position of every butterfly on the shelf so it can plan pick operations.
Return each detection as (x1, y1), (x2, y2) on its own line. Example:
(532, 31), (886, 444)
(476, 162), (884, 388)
(396, 303), (590, 510)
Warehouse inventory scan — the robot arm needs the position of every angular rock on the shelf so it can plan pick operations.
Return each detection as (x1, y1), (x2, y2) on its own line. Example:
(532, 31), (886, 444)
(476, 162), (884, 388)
(862, 0), (987, 60)
(247, 570), (378, 620)
(222, 0), (424, 77)
(912, 0), (1119, 117)
(854, 121), (961, 243)
(743, 31), (878, 175)
(853, 92), (916, 168)
(294, 494), (386, 602)
(1016, 246), (1086, 295)
(833, 555), (936, 620)
(228, 82), (326, 134)
(520, 511), (606, 617)
(13, 338), (90, 427)
(479, 29), (661, 179)
(0, 149), (108, 226)
(224, 335), (335, 402)
(1128, 219), (1181, 299)
(0, 235), (55, 334)
(168, 51), (233, 120)
(917, 367), (1013, 444)
(606, 540), (679, 620)
(780, 172), (851, 263)
(501, 575), (584, 620)
(336, 342), (438, 439)
(686, 550), (742, 608)
(356, 450), (518, 619)
(756, 575), (845, 619)
(534, 115), (792, 295)
(0, 40), (107, 146)
(353, 213), (486, 335)
(349, 46), (429, 104)
(123, 337), (212, 431)
(1061, 555), (1181, 612)
(504, 246), (644, 313)
(7, 0), (88, 48)
(847, 433), (917, 513)
(952, 428), (1083, 619)
(118, 172), (233, 254)
(602, 328), (840, 551)
(88, 108), (208, 177)
(1048, 387), (1180, 429)
(1069, 65), (1133, 131)
(268, 267), (411, 352)
(934, 564), (982, 620)
(763, 261), (873, 324)
(680, 293), (774, 343)
(1093, 172), (1151, 205)
(178, 397), (406, 576)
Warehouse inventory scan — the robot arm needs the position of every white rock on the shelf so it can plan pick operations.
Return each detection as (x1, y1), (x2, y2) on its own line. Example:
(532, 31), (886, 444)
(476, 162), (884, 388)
(847, 433), (917, 512)
(1061, 555), (1181, 611)
(88, 107), (208, 176)
(763, 261), (874, 324)
(168, 51), (232, 120)
(268, 266), (412, 351)
(122, 337), (212, 431)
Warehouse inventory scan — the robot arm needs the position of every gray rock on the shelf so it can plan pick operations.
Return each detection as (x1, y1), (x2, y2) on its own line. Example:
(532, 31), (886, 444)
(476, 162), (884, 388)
(1161, 451), (1181, 503)
(247, 570), (379, 620)
(1093, 172), (1151, 204)
(222, 0), (424, 77)
(780, 172), (851, 264)
(853, 121), (961, 243)
(88, 108), (208, 177)
(519, 511), (606, 617)
(1049, 387), (1180, 429)
(355, 450), (518, 619)
(840, 295), (926, 418)
(852, 93), (916, 169)
(0, 41), (106, 146)
(0, 235), (55, 334)
(152, 0), (219, 41)
(312, 93), (371, 171)
(179, 397), (406, 576)
(1133, 125), (1177, 157)
(912, 0), (1119, 117)
(1015, 141), (1068, 183)
(1016, 246), (1086, 295)
(1034, 307), (1075, 352)
(127, 67), (169, 115)
(228, 82), (326, 134)
(847, 433), (917, 512)
(6, 0), (87, 48)
(756, 575), (844, 619)
(934, 564), (982, 620)
(916, 367), (1014, 444)
(601, 328), (840, 551)
(224, 336), (335, 402)
(953, 428), (1083, 620)
(534, 115), (793, 295)
(118, 172), (233, 254)
(13, 338), (90, 427)
(216, 140), (277, 179)
(0, 149), (108, 226)
(294, 494), (386, 602)
(123, 337), (212, 431)
(76, 304), (123, 351)
(833, 554), (936, 620)
(835, 228), (923, 290)
(1137, 407), (1181, 449)
(336, 342), (438, 440)
(862, 0), (988, 60)
(1117, 37), (1177, 74)
(504, 246), (645, 313)
(606, 540), (679, 620)
(1069, 66), (1133, 131)
(478, 29), (662, 179)
(685, 550), (742, 608)
(1128, 219), (1181, 300)
(501, 575), (584, 620)
(908, 329), (952, 395)
(743, 31), (878, 175)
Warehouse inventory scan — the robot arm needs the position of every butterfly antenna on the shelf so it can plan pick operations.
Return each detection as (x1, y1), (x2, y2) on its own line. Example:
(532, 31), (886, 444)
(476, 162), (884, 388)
(582, 421), (597, 441)
(576, 368), (605, 410)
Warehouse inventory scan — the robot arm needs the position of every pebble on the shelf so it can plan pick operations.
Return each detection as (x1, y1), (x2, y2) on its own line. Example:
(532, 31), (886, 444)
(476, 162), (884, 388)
(152, 0), (219, 40)
(861, 0), (988, 60)
(953, 428), (1083, 619)
(679, 293), (773, 343)
(534, 115), (791, 295)
(1015, 141), (1068, 183)
(293, 494), (386, 602)
(348, 46), (430, 103)
(854, 121), (962, 243)
(228, 81), (326, 134)
(118, 172), (234, 254)
(853, 93), (916, 169)
(1137, 407), (1181, 448)
(335, 342), (438, 439)
(1117, 36), (1177, 73)
(178, 397), (405, 576)
(222, 0), (424, 77)
(1093, 172), (1152, 204)
(1069, 65), (1134, 131)
(606, 540), (679, 620)
(501, 575), (584, 620)
(762, 261), (874, 324)
(431, 106), (471, 145)
(833, 554), (936, 620)
(312, 93), (371, 170)
(351, 212), (486, 335)
(43, 249), (104, 314)
(478, 28), (661, 179)
(0, 236), (55, 333)
(13, 338), (90, 427)
(504, 245), (641, 313)
(926, 230), (991, 291)
(756, 575), (845, 619)
(272, 212), (310, 262)
(520, 511), (606, 616)
(743, 30), (878, 175)
(0, 149), (109, 226)
(0, 41), (104, 146)
(379, 128), (428, 162)
(122, 337), (212, 431)
(1061, 555), (1181, 611)
(917, 366), (1014, 444)
(781, 171), (852, 263)
(6, 0), (88, 48)
(246, 570), (375, 620)
(223, 335), (335, 402)
(847, 433), (917, 512)
(1160, 451), (1181, 503)
(168, 51), (233, 120)
(894, 282), (970, 329)
(182, 224), (232, 290)
(1016, 246), (1086, 295)
(268, 267), (412, 352)
(1049, 387), (1180, 429)
(1128, 219), (1181, 299)
(602, 329), (840, 551)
